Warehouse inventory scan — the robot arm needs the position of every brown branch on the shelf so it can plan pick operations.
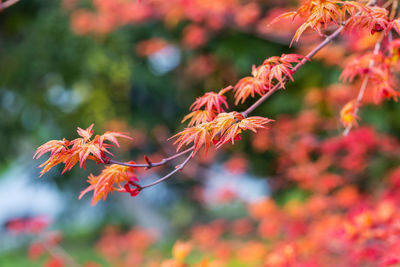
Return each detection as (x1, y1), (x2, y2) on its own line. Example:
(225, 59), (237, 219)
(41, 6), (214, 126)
(0, 0), (20, 10)
(108, 146), (194, 168)
(242, 25), (345, 117)
(109, 7), (373, 190)
(136, 25), (348, 190)
(139, 151), (194, 189)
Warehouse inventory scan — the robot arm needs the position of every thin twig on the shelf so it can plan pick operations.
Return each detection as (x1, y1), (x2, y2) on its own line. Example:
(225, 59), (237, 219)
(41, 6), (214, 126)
(137, 24), (348, 190)
(242, 25), (345, 117)
(140, 151), (194, 189)
(110, 6), (371, 190)
(108, 146), (194, 168)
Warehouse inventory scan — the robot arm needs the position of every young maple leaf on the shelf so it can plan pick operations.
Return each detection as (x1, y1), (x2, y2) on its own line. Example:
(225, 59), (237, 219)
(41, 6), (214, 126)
(264, 54), (307, 88)
(369, 68), (400, 103)
(239, 116), (274, 132)
(37, 153), (71, 177)
(234, 54), (306, 105)
(273, 0), (344, 44)
(34, 137), (76, 177)
(33, 139), (70, 161)
(189, 86), (232, 113)
(212, 112), (243, 139)
(71, 125), (132, 168)
(79, 162), (138, 205)
(273, 0), (367, 44)
(61, 153), (80, 174)
(280, 53), (306, 65)
(346, 6), (390, 35)
(34, 124), (133, 176)
(77, 123), (94, 140)
(234, 77), (263, 105)
(171, 122), (213, 156)
(100, 131), (133, 148)
(182, 110), (216, 126)
(212, 112), (273, 147)
(340, 52), (384, 82)
(234, 65), (270, 105)
(76, 141), (105, 168)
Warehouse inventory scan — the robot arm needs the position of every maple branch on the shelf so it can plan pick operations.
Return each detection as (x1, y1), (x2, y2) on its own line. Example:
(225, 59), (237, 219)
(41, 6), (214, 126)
(110, 20), (348, 190)
(139, 151), (194, 189)
(106, 4), (371, 191)
(0, 0), (20, 10)
(108, 146), (194, 168)
(242, 25), (345, 117)
(343, 36), (383, 136)
(138, 23), (343, 186)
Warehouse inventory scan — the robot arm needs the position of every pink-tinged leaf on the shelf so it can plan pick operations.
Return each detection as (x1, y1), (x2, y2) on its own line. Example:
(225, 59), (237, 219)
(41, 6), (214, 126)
(101, 131), (133, 148)
(190, 91), (229, 113)
(33, 139), (69, 160)
(182, 110), (216, 126)
(171, 123), (213, 156)
(79, 163), (138, 205)
(77, 123), (94, 140)
(79, 184), (95, 200)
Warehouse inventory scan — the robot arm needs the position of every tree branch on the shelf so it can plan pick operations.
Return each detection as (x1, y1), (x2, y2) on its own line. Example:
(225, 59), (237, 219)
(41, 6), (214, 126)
(110, 8), (372, 190)
(139, 151), (194, 189)
(108, 146), (194, 168)
(242, 25), (345, 117)
(136, 25), (347, 190)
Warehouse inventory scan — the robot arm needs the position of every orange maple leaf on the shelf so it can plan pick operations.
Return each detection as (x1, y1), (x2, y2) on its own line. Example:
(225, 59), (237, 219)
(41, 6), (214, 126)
(34, 124), (133, 176)
(273, 0), (365, 44)
(33, 139), (69, 161)
(182, 110), (216, 126)
(213, 112), (273, 147)
(340, 52), (384, 82)
(234, 54), (306, 104)
(171, 122), (213, 156)
(100, 131), (133, 148)
(190, 86), (232, 113)
(369, 69), (400, 103)
(264, 54), (306, 88)
(234, 65), (271, 105)
(346, 6), (390, 35)
(79, 163), (138, 205)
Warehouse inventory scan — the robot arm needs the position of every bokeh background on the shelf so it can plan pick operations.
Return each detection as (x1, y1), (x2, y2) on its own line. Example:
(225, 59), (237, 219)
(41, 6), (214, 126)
(1, 0), (400, 266)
